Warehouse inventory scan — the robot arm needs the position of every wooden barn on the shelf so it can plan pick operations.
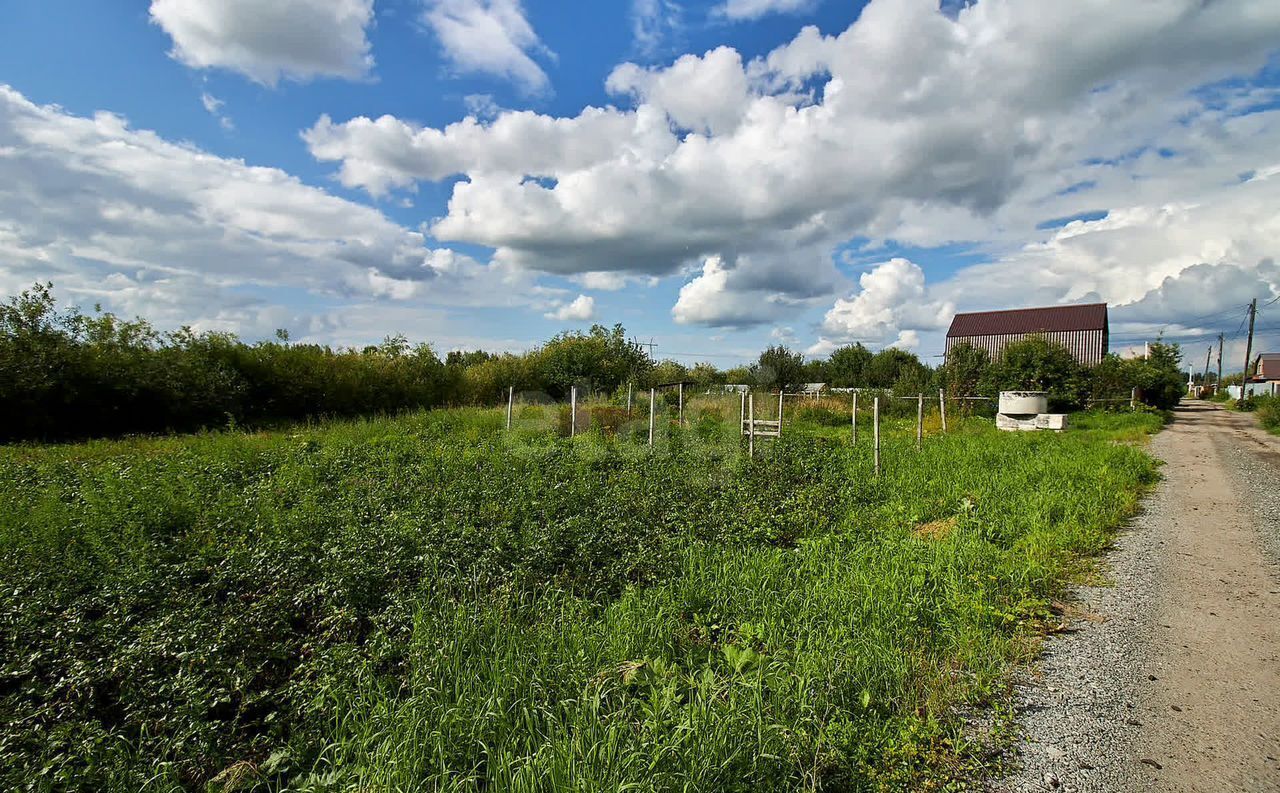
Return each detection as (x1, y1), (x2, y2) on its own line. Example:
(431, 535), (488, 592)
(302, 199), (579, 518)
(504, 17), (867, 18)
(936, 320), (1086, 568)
(945, 303), (1109, 367)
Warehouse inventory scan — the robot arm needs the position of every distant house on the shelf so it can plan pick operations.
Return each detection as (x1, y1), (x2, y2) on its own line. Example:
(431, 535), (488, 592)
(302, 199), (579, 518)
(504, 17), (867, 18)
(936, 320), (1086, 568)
(945, 303), (1109, 367)
(1253, 353), (1280, 383)
(800, 383), (826, 395)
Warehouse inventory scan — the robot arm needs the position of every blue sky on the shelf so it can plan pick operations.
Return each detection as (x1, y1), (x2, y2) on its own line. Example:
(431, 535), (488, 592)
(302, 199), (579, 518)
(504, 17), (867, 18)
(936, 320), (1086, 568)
(2, 0), (1280, 367)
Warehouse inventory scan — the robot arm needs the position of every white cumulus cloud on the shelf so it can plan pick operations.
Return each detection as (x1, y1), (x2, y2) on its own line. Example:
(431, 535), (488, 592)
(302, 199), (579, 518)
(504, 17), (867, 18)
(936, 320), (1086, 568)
(545, 294), (596, 321)
(814, 259), (954, 351)
(149, 0), (375, 85)
(0, 84), (539, 344)
(421, 0), (554, 94)
(306, 0), (1280, 338)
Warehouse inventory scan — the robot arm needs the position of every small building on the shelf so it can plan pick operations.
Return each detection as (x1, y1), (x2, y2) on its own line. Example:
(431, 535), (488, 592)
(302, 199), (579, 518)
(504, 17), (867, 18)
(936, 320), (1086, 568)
(946, 302), (1109, 367)
(1254, 353), (1280, 383)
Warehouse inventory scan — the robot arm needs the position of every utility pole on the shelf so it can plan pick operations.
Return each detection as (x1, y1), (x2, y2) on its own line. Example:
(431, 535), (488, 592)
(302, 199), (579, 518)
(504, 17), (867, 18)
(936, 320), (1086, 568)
(1240, 298), (1257, 405)
(1217, 333), (1224, 391)
(1201, 346), (1212, 395)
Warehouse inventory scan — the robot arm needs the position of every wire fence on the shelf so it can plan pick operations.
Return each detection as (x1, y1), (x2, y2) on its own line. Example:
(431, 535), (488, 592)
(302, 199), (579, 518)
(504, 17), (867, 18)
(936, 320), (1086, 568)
(494, 386), (1003, 475)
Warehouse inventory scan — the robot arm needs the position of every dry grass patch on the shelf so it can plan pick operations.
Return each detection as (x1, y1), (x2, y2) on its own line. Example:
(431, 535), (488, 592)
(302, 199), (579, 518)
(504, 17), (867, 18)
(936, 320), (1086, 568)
(913, 517), (958, 541)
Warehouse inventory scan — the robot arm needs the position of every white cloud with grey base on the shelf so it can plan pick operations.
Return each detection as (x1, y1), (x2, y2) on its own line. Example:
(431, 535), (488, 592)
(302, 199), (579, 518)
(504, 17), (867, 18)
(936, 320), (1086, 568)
(0, 84), (540, 346)
(545, 294), (596, 322)
(305, 0), (1280, 344)
(149, 0), (375, 85)
(811, 259), (954, 353)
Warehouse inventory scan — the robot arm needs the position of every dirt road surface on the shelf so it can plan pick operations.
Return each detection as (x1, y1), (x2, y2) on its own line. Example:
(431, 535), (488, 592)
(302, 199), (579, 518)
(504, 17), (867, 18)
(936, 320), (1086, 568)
(994, 401), (1280, 792)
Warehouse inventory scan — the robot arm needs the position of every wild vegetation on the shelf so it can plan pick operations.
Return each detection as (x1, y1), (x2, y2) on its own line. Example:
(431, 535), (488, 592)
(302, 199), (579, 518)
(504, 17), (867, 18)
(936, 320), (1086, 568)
(2, 284), (1186, 443)
(1234, 393), (1280, 434)
(0, 397), (1163, 791)
(1259, 396), (1280, 433)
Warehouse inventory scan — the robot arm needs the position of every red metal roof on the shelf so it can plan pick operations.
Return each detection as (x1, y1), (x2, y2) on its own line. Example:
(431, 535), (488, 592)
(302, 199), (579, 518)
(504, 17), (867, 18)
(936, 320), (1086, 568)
(947, 302), (1108, 338)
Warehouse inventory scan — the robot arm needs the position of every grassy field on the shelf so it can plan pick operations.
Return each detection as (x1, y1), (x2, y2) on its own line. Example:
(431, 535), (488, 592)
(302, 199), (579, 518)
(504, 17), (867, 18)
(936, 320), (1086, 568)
(0, 399), (1163, 791)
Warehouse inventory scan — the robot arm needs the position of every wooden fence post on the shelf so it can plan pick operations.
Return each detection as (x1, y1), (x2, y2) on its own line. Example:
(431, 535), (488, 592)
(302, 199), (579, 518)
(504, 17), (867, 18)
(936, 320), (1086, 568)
(851, 391), (858, 445)
(739, 390), (746, 437)
(678, 382), (684, 425)
(916, 393), (923, 450)
(571, 386), (577, 438)
(777, 390), (784, 437)
(506, 386), (513, 430)
(1130, 387), (1137, 409)
(748, 393), (755, 458)
(873, 397), (880, 477)
(648, 388), (655, 446)
(627, 383), (633, 414)
(938, 389), (946, 433)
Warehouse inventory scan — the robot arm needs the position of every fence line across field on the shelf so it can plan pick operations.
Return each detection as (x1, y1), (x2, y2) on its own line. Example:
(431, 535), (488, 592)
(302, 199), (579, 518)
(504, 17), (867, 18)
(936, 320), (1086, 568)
(499, 384), (962, 473)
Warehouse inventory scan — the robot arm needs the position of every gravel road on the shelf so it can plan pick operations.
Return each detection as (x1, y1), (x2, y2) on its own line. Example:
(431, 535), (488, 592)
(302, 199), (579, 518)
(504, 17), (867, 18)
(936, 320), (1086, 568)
(991, 401), (1280, 792)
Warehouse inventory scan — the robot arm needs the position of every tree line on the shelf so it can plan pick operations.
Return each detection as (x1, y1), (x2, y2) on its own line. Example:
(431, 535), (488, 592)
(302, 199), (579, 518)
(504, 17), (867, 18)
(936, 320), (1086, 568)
(1, 283), (1185, 442)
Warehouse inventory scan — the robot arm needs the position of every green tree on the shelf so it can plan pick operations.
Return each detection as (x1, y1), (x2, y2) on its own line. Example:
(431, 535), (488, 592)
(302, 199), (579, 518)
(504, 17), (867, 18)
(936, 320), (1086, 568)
(980, 336), (1088, 410)
(689, 362), (724, 390)
(650, 359), (690, 386)
(865, 348), (925, 389)
(751, 345), (805, 391)
(825, 343), (872, 387)
(446, 349), (496, 368)
(534, 324), (651, 398)
(1125, 341), (1185, 410)
(799, 358), (827, 385)
(939, 342), (989, 399)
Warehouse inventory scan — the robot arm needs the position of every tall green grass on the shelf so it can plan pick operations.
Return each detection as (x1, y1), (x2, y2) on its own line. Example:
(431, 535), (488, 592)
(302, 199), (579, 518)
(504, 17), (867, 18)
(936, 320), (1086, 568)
(1253, 394), (1280, 434)
(0, 406), (1159, 791)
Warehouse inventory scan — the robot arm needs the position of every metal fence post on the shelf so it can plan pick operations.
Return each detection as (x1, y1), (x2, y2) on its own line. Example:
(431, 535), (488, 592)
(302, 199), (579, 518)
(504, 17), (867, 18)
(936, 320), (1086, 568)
(938, 388), (946, 433)
(748, 393), (755, 458)
(648, 388), (655, 446)
(873, 397), (880, 477)
(570, 386), (577, 437)
(678, 382), (684, 425)
(777, 389), (784, 437)
(506, 386), (513, 430)
(627, 383), (633, 414)
(739, 390), (746, 437)
(916, 393), (923, 450)
(851, 391), (858, 445)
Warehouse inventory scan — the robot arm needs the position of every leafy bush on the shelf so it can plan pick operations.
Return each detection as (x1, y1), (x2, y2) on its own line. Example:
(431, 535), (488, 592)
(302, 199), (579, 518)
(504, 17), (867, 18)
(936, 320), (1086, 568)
(1254, 394), (1280, 433)
(979, 336), (1089, 410)
(0, 284), (454, 442)
(588, 405), (630, 436)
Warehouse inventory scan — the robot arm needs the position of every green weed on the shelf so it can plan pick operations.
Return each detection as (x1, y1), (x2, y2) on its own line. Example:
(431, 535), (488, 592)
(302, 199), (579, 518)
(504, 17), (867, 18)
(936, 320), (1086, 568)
(0, 408), (1160, 791)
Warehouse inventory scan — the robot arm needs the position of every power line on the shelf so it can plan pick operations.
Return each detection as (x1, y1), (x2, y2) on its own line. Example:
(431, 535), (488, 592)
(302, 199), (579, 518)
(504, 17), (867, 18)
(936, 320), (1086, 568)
(654, 349), (755, 361)
(1108, 303), (1254, 346)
